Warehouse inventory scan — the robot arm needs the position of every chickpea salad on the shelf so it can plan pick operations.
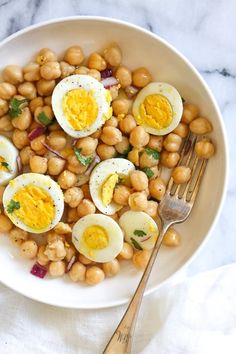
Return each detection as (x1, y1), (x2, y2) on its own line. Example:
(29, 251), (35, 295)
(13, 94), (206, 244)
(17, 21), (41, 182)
(0, 43), (215, 285)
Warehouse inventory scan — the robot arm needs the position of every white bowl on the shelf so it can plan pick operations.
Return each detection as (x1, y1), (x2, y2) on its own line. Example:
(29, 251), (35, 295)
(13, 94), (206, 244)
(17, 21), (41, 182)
(0, 17), (228, 309)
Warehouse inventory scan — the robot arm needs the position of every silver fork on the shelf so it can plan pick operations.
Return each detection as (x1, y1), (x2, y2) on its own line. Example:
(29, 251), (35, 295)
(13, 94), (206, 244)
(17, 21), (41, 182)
(103, 134), (208, 354)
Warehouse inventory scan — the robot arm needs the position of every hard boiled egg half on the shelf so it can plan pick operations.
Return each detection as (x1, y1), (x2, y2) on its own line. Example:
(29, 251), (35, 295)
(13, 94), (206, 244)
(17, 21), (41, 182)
(89, 158), (135, 215)
(0, 135), (18, 186)
(119, 211), (159, 250)
(72, 214), (123, 262)
(3, 173), (64, 233)
(52, 74), (112, 138)
(133, 82), (183, 136)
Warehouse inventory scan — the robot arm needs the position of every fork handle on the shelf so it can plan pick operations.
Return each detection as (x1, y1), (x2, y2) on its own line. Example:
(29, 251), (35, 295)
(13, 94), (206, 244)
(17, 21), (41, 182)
(103, 221), (171, 354)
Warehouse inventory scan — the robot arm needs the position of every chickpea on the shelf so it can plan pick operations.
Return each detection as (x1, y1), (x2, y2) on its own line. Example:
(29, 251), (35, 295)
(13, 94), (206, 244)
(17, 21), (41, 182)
(112, 99), (130, 117)
(128, 148), (140, 166)
(36, 79), (56, 96)
(85, 266), (105, 285)
(36, 48), (57, 65)
(67, 155), (88, 175)
(0, 214), (13, 233)
(29, 97), (44, 113)
(64, 186), (84, 208)
(128, 192), (148, 211)
(195, 139), (215, 159)
(90, 128), (101, 139)
(29, 155), (47, 174)
(9, 227), (28, 246)
(129, 126), (149, 148)
(37, 245), (49, 266)
(12, 107), (32, 131)
(181, 103), (199, 124)
(12, 129), (29, 149)
(0, 115), (13, 131)
(115, 136), (130, 154)
(46, 231), (65, 244)
(189, 117), (213, 135)
(113, 185), (131, 205)
(104, 116), (118, 128)
(102, 259), (120, 277)
(78, 253), (93, 265)
(81, 184), (91, 200)
(49, 261), (66, 277)
(39, 61), (61, 81)
(0, 98), (8, 117)
(173, 122), (189, 138)
(65, 244), (76, 262)
(115, 66), (132, 88)
(77, 199), (96, 217)
(145, 200), (158, 218)
(110, 213), (119, 221)
(132, 67), (152, 88)
(100, 126), (122, 145)
(118, 242), (134, 260)
(160, 150), (180, 168)
(3, 65), (23, 85)
(64, 46), (84, 66)
(48, 122), (61, 132)
(76, 137), (98, 155)
(57, 170), (77, 189)
(132, 250), (151, 270)
(23, 62), (41, 81)
(30, 134), (46, 152)
(172, 166), (191, 184)
(130, 170), (149, 191)
(148, 136), (163, 152)
(109, 85), (119, 100)
(87, 52), (106, 71)
(60, 61), (75, 78)
(44, 239), (66, 261)
(18, 82), (36, 100)
(44, 96), (52, 106)
(47, 131), (67, 151)
(67, 207), (79, 223)
(163, 133), (182, 152)
(139, 151), (158, 168)
(20, 240), (38, 259)
(97, 144), (117, 160)
(103, 43), (122, 67)
(149, 177), (166, 200)
(0, 186), (5, 204)
(163, 228), (181, 247)
(74, 66), (89, 75)
(20, 146), (35, 165)
(34, 105), (54, 125)
(89, 69), (101, 81)
(54, 222), (72, 235)
(0, 82), (17, 100)
(119, 114), (137, 135)
(69, 262), (86, 282)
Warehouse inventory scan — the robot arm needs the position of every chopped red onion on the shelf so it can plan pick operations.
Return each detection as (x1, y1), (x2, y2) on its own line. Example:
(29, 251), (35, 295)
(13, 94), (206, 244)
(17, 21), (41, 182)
(140, 236), (152, 243)
(125, 85), (139, 98)
(101, 68), (113, 79)
(85, 155), (101, 176)
(30, 262), (47, 278)
(101, 76), (118, 89)
(28, 126), (46, 141)
(16, 156), (22, 173)
(42, 142), (65, 160)
(66, 255), (76, 273)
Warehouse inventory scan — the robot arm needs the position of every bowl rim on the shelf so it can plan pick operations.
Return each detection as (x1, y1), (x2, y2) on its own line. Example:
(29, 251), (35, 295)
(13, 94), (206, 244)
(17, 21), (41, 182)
(0, 15), (229, 309)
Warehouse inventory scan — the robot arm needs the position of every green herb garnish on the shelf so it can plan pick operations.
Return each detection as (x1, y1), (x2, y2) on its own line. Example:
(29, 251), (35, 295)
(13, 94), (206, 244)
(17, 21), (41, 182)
(1, 162), (10, 171)
(134, 229), (147, 237)
(9, 98), (28, 118)
(144, 147), (160, 160)
(7, 200), (20, 214)
(142, 167), (154, 179)
(117, 148), (131, 159)
(74, 148), (93, 166)
(130, 237), (143, 250)
(37, 112), (52, 126)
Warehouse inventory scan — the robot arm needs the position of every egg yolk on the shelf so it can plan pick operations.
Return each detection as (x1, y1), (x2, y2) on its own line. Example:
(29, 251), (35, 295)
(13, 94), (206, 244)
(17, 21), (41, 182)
(13, 185), (55, 230)
(0, 156), (9, 172)
(62, 88), (98, 130)
(83, 225), (109, 250)
(138, 94), (173, 130)
(101, 173), (119, 206)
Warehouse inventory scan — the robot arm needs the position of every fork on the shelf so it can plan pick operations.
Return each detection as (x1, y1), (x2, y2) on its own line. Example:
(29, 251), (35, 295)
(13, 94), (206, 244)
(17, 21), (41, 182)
(103, 134), (208, 354)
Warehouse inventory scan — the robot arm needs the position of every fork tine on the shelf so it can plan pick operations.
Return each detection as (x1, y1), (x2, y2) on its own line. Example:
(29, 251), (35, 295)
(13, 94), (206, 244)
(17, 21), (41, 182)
(187, 159), (207, 203)
(181, 155), (199, 199)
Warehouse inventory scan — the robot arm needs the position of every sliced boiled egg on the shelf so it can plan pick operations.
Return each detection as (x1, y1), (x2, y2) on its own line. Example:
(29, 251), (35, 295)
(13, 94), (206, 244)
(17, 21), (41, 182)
(119, 210), (159, 250)
(89, 158), (135, 215)
(3, 173), (64, 234)
(72, 214), (123, 262)
(0, 135), (18, 186)
(52, 74), (112, 138)
(133, 82), (183, 136)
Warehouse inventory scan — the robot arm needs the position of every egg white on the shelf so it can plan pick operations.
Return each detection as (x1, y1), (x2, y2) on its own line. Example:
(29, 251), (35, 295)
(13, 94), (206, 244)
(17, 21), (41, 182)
(3, 173), (64, 233)
(132, 82), (183, 136)
(119, 210), (159, 250)
(72, 214), (124, 263)
(0, 135), (18, 186)
(89, 158), (135, 215)
(52, 74), (111, 138)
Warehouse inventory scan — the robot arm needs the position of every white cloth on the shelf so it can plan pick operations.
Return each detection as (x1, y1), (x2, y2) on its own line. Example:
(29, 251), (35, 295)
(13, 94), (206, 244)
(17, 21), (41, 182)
(0, 263), (236, 354)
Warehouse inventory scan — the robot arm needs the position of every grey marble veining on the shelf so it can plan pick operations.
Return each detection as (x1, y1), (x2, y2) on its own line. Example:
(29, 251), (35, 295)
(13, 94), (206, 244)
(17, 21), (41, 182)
(0, 0), (235, 275)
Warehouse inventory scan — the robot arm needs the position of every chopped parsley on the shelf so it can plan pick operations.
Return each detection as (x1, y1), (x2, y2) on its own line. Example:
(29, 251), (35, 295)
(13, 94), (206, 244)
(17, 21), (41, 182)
(74, 148), (93, 166)
(1, 162), (10, 171)
(142, 167), (154, 179)
(144, 147), (160, 160)
(117, 148), (131, 159)
(37, 112), (52, 126)
(9, 98), (28, 118)
(130, 237), (143, 250)
(7, 200), (20, 214)
(134, 229), (147, 237)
